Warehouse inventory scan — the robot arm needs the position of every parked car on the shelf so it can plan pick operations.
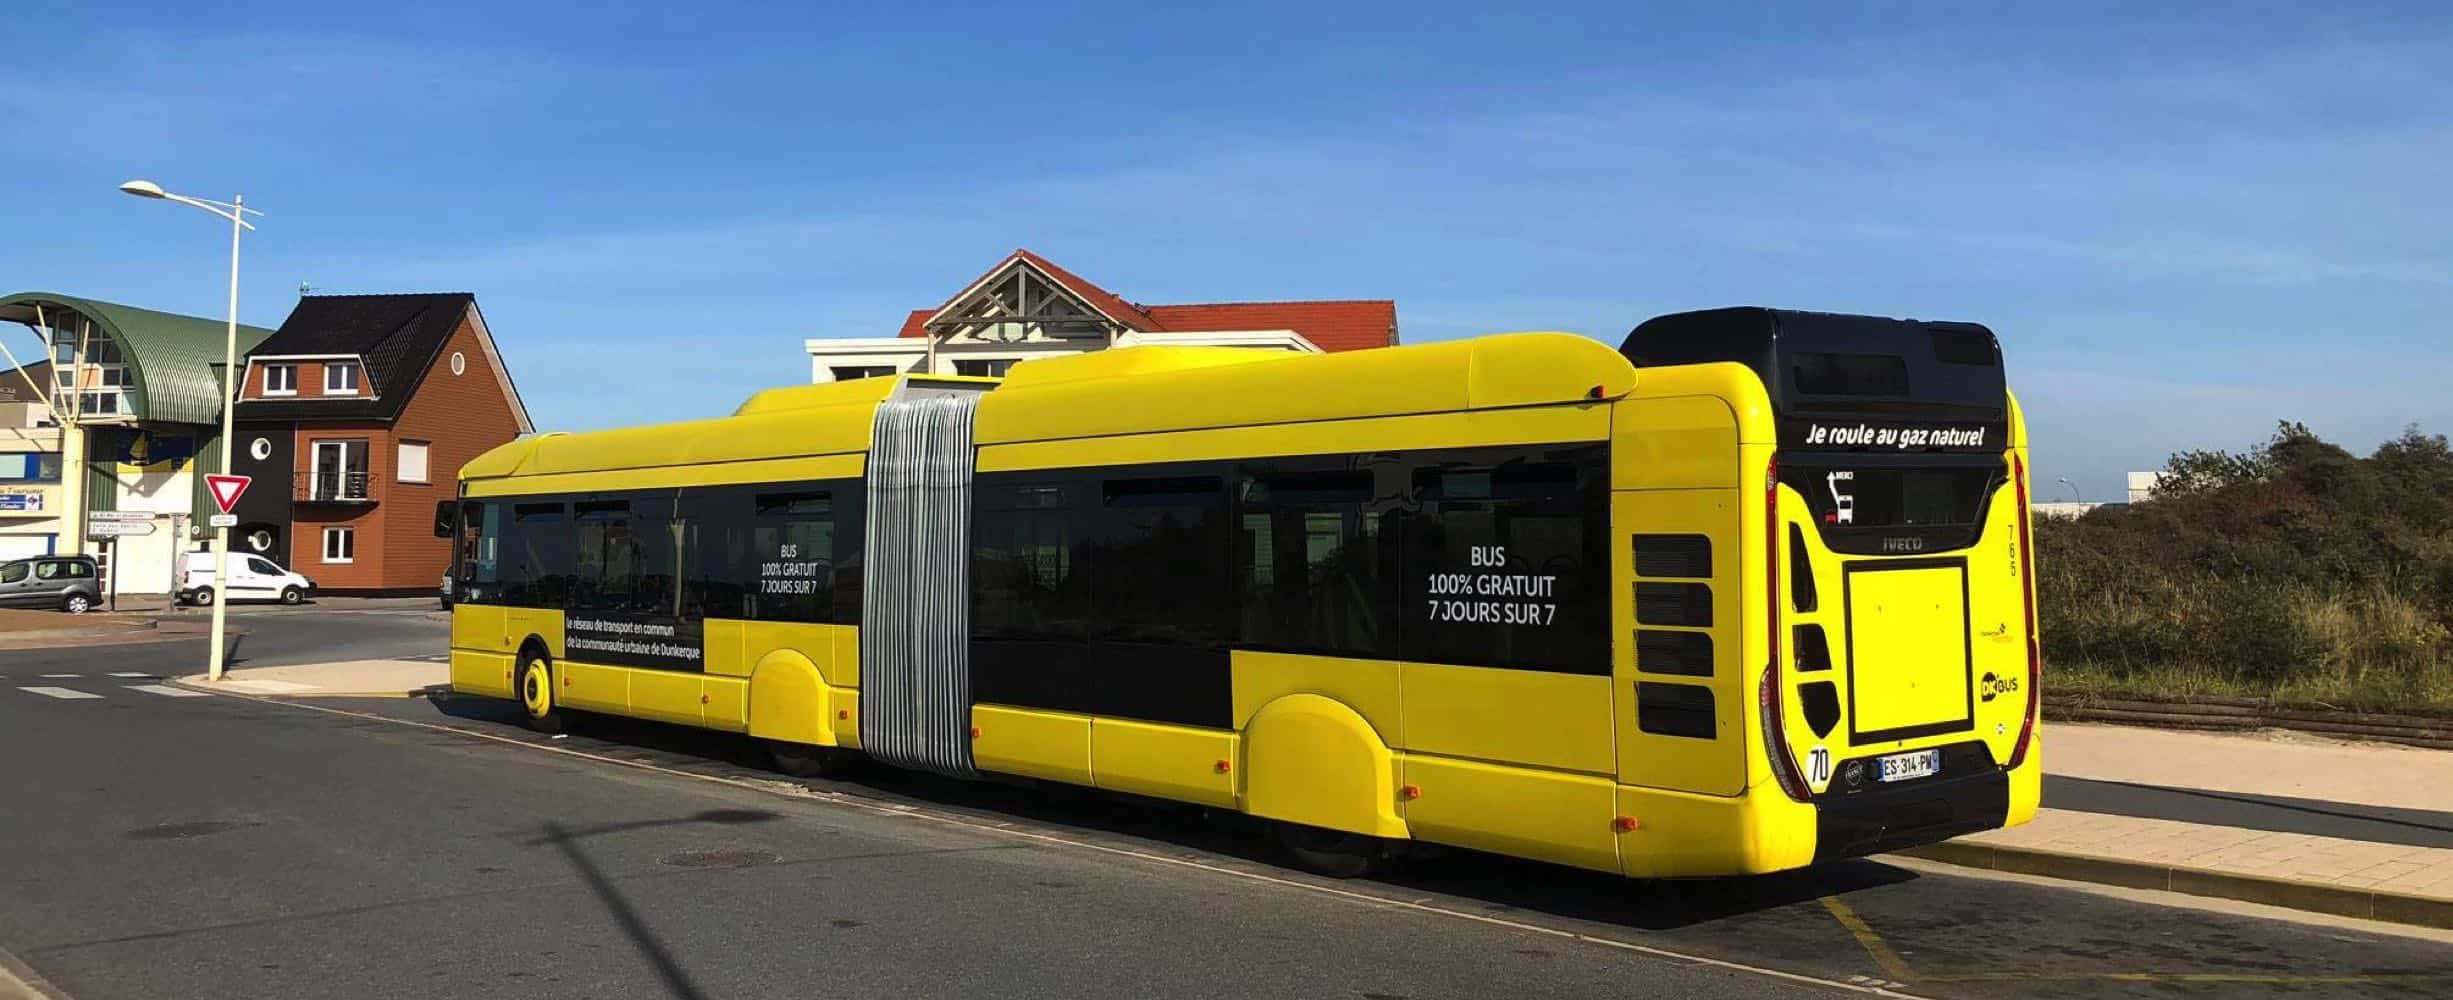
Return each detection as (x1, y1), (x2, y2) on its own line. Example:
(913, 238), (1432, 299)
(0, 555), (103, 613)
(177, 551), (317, 606)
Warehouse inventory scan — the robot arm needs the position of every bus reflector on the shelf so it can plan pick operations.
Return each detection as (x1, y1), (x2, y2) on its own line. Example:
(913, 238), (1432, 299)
(1213, 759), (1231, 774)
(1612, 815), (1641, 832)
(2008, 454), (2042, 770)
(1763, 459), (1812, 803)
(1401, 784), (1422, 800)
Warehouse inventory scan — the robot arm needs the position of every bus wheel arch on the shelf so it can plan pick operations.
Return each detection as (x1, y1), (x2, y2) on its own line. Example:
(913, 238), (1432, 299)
(1242, 693), (1410, 842)
(514, 638), (563, 734)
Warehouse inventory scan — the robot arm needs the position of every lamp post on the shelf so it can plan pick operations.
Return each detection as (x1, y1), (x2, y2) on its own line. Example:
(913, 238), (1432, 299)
(2055, 477), (2080, 503)
(120, 179), (258, 683)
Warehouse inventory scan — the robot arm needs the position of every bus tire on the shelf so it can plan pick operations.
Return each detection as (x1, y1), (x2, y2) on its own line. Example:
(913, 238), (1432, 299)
(1274, 821), (1384, 879)
(766, 740), (854, 779)
(517, 652), (564, 734)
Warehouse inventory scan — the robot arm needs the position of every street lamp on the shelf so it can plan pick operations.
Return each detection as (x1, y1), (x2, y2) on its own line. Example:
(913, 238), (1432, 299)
(120, 178), (259, 684)
(2055, 476), (2080, 503)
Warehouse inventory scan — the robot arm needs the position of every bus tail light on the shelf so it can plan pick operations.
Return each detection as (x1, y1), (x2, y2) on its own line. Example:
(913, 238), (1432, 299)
(1762, 459), (1811, 803)
(2007, 454), (2042, 771)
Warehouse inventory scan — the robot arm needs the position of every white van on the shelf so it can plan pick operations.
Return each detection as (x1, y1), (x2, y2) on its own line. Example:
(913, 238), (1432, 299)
(177, 551), (317, 606)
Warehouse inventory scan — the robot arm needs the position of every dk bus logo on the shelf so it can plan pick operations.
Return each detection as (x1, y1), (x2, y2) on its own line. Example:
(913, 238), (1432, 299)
(1979, 671), (2021, 702)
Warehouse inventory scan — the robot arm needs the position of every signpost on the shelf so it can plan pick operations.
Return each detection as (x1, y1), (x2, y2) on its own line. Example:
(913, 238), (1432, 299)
(203, 474), (251, 682)
(83, 513), (159, 613)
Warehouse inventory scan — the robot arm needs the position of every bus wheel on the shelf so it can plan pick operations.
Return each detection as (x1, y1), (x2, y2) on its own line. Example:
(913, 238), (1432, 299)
(767, 740), (854, 779)
(1274, 822), (1384, 878)
(517, 654), (564, 734)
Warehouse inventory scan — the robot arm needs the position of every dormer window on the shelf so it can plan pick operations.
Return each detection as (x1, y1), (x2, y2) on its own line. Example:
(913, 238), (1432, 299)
(264, 364), (298, 396)
(325, 361), (361, 394)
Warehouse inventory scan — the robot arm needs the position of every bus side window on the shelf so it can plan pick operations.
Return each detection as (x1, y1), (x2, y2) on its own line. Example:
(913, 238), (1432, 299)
(457, 501), (500, 602)
(1235, 457), (1401, 660)
(1400, 444), (1610, 674)
(508, 502), (571, 607)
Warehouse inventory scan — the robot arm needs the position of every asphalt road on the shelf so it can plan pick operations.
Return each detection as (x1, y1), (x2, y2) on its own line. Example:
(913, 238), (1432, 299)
(4, 612), (2453, 998)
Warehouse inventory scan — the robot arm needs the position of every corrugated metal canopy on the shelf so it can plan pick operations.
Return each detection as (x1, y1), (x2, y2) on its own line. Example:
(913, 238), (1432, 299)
(0, 291), (275, 425)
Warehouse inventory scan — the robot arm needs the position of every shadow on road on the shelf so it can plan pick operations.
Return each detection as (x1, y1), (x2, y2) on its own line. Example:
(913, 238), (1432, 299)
(407, 692), (1926, 935)
(533, 808), (782, 1000)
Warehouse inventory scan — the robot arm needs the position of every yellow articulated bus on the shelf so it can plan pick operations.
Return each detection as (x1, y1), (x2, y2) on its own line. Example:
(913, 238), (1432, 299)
(442, 306), (2040, 879)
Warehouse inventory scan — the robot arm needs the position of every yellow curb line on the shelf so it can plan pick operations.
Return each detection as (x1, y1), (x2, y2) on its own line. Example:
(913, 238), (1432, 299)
(1900, 840), (2453, 931)
(168, 678), (449, 700)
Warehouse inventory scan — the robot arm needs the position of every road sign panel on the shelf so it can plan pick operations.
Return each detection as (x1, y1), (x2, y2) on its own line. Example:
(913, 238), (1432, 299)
(86, 520), (157, 538)
(89, 510), (154, 522)
(207, 513), (238, 528)
(205, 474), (250, 515)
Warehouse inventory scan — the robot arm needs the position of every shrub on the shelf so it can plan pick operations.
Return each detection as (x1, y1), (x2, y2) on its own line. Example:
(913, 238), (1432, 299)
(2038, 423), (2453, 709)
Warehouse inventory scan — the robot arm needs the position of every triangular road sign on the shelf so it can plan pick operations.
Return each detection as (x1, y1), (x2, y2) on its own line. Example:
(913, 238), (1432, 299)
(206, 474), (251, 515)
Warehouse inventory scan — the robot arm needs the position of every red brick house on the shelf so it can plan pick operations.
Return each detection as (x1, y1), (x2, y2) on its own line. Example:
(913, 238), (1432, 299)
(227, 293), (530, 593)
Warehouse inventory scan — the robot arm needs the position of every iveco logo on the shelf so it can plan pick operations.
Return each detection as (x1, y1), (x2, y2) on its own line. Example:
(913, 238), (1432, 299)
(1881, 536), (1925, 553)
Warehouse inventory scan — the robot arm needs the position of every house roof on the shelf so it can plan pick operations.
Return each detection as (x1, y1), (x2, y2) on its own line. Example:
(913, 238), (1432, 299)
(0, 292), (277, 425)
(898, 250), (1397, 352)
(238, 293), (475, 422)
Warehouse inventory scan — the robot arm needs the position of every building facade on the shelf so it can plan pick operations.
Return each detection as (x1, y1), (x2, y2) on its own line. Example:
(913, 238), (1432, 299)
(1, 293), (276, 590)
(805, 250), (1397, 382)
(229, 293), (530, 593)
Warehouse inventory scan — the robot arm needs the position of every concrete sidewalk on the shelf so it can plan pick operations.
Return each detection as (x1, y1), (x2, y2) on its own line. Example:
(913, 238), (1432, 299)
(1910, 722), (2453, 928)
(174, 658), (446, 698)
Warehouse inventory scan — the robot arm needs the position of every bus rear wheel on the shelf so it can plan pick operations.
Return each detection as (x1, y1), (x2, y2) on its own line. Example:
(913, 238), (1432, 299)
(766, 740), (855, 779)
(517, 654), (564, 734)
(1274, 822), (1385, 879)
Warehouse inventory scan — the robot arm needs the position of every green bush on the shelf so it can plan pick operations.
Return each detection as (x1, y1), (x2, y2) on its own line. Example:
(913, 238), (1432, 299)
(2038, 423), (2453, 710)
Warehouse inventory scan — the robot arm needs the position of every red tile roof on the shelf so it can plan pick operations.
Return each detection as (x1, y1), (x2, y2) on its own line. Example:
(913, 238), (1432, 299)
(1143, 301), (1398, 354)
(897, 250), (1396, 352)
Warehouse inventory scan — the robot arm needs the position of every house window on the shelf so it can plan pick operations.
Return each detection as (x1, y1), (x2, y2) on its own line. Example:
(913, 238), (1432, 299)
(397, 441), (429, 484)
(829, 365), (901, 381)
(0, 453), (61, 483)
(322, 526), (355, 563)
(264, 364), (298, 395)
(310, 440), (370, 500)
(325, 362), (361, 394)
(953, 358), (1017, 377)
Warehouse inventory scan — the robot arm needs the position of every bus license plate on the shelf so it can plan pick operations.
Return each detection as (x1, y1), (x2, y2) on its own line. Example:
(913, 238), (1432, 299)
(1876, 749), (1941, 783)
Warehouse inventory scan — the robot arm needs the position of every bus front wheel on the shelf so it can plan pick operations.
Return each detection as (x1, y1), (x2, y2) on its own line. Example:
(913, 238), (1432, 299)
(517, 654), (564, 734)
(1274, 822), (1385, 879)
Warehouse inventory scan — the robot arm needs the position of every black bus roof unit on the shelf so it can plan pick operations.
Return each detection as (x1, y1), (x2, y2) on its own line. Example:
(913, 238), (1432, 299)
(1618, 307), (2006, 420)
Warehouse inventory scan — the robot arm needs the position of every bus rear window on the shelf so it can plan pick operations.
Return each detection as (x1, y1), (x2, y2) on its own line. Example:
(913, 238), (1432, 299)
(1781, 462), (2004, 554)
(1791, 352), (1910, 397)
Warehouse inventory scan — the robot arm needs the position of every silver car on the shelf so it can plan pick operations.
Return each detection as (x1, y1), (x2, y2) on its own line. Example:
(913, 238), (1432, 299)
(0, 555), (103, 614)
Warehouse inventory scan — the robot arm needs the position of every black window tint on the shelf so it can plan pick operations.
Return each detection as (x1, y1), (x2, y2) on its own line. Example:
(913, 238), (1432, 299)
(1402, 445), (1609, 674)
(1093, 475), (1229, 647)
(973, 481), (1088, 644)
(1236, 458), (1401, 659)
(1791, 351), (1910, 396)
(507, 502), (571, 605)
(456, 501), (502, 604)
(573, 500), (636, 612)
(750, 490), (833, 622)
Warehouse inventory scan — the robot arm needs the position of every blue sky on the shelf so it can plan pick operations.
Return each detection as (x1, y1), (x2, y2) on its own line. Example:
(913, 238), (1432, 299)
(3, 1), (2446, 499)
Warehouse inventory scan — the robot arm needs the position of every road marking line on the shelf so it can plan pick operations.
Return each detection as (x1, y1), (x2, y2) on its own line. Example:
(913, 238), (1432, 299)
(18, 687), (101, 700)
(179, 687), (1929, 1000)
(38, 674), (80, 679)
(127, 684), (209, 698)
(108, 672), (153, 678)
(1821, 895), (1919, 982)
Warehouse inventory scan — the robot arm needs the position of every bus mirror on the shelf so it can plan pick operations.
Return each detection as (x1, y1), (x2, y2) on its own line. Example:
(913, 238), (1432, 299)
(434, 500), (457, 538)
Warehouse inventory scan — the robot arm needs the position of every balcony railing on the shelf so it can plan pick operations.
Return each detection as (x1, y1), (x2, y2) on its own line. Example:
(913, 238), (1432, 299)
(300, 470), (372, 502)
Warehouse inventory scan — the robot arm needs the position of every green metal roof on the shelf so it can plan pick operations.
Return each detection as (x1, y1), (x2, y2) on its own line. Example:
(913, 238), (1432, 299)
(0, 291), (275, 426)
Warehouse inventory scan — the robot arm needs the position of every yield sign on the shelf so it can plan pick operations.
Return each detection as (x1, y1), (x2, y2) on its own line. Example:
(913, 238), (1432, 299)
(205, 474), (251, 515)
